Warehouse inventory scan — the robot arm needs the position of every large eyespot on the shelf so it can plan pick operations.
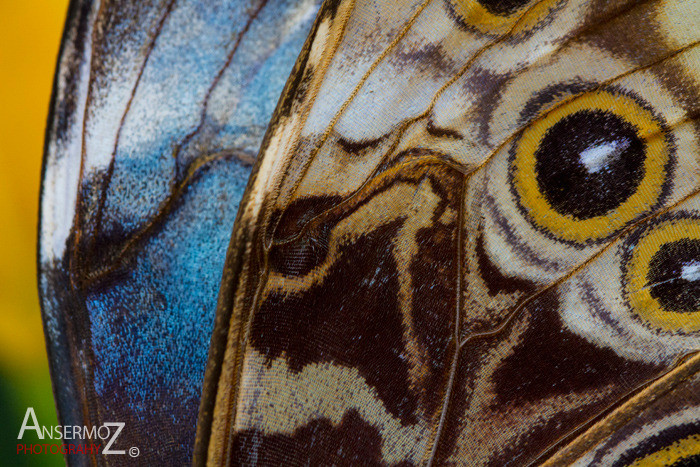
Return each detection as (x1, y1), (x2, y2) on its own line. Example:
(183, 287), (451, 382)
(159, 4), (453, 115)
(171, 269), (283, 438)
(625, 217), (700, 334)
(511, 89), (673, 244)
(446, 0), (560, 35)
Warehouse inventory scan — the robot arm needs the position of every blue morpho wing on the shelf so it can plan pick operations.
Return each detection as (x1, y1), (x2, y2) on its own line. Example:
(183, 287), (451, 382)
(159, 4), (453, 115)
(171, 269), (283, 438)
(38, 0), (321, 463)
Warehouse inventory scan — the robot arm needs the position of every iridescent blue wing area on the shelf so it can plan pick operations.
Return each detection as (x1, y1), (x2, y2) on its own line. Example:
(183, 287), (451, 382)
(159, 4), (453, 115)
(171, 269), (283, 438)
(38, 0), (320, 463)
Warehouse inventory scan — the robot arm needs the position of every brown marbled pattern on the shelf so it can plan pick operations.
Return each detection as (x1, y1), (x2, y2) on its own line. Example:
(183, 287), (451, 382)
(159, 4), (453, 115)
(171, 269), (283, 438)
(198, 0), (700, 465)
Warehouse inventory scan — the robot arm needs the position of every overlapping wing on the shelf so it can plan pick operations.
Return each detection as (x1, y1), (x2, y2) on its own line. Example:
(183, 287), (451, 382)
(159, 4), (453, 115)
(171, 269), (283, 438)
(39, 0), (320, 463)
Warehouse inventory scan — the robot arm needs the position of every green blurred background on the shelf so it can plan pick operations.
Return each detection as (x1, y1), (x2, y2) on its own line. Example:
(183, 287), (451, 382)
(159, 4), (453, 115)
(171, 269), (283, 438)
(1, 0), (70, 465)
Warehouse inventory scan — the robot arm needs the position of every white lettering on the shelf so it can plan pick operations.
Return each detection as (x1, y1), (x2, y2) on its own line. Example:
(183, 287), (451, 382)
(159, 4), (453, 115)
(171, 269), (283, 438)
(102, 422), (125, 455)
(17, 408), (42, 439)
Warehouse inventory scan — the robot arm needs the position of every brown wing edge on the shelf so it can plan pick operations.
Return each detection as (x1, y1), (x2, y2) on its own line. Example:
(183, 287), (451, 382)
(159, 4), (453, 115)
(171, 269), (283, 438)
(539, 351), (700, 466)
(192, 0), (351, 463)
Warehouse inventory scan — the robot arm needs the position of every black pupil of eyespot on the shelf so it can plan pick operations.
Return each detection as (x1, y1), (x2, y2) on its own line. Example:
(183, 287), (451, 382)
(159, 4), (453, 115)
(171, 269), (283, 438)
(534, 110), (646, 220)
(477, 0), (531, 16)
(647, 239), (700, 314)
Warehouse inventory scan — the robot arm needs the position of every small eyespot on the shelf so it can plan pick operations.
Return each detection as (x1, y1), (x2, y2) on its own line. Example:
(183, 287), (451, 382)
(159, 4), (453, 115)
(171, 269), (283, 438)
(511, 88), (673, 244)
(625, 217), (700, 334)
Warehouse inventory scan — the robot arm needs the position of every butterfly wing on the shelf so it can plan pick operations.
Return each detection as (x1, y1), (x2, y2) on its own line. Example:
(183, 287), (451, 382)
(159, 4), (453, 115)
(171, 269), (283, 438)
(197, 0), (700, 464)
(547, 354), (700, 465)
(38, 0), (321, 463)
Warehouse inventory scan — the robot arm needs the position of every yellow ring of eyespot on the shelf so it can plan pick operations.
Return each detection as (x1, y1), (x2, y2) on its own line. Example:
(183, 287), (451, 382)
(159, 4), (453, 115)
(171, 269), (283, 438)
(512, 90), (670, 244)
(628, 433), (700, 467)
(448, 0), (559, 35)
(626, 218), (700, 333)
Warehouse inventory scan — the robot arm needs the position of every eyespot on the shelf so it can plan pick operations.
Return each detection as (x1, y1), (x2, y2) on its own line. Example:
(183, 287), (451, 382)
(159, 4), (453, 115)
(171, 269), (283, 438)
(446, 0), (560, 35)
(511, 89), (673, 244)
(625, 217), (700, 334)
(623, 432), (700, 467)
(576, 406), (700, 466)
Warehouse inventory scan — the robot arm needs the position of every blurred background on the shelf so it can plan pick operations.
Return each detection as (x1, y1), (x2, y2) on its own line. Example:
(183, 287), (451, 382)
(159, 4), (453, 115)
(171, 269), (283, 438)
(1, 0), (70, 465)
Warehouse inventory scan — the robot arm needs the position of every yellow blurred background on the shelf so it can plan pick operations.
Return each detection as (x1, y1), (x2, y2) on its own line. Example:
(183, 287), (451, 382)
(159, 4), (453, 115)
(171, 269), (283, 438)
(1, 0), (70, 464)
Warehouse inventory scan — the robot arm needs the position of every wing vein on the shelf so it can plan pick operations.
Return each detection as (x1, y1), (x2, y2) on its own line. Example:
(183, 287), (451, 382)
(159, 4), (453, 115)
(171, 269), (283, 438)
(265, 0), (434, 243)
(172, 0), (271, 174)
(425, 175), (467, 465)
(85, 0), (178, 267)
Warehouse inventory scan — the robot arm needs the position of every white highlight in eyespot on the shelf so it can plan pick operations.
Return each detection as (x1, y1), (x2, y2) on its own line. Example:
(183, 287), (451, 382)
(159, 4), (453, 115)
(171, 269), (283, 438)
(579, 138), (630, 174)
(681, 260), (700, 282)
